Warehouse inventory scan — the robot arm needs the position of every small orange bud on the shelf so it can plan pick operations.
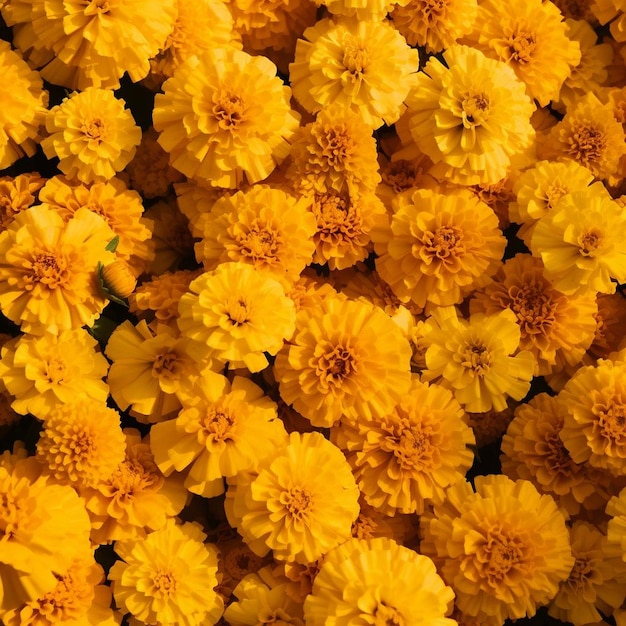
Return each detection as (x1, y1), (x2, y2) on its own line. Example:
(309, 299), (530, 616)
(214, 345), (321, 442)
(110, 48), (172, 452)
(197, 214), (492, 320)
(101, 261), (136, 299)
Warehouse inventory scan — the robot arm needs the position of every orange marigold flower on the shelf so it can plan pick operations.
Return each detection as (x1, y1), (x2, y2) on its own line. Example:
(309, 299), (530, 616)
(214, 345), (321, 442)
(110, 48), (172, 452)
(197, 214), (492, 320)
(406, 45), (535, 186)
(153, 48), (299, 189)
(0, 206), (115, 335)
(290, 17), (419, 129)
(304, 537), (456, 626)
(420, 475), (574, 625)
(0, 173), (45, 231)
(0, 329), (109, 420)
(274, 295), (412, 428)
(332, 377), (475, 515)
(373, 187), (506, 310)
(42, 88), (141, 184)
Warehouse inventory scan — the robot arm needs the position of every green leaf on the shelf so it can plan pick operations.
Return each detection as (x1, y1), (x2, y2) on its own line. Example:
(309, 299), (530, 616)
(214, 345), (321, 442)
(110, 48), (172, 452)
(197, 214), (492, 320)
(105, 236), (120, 253)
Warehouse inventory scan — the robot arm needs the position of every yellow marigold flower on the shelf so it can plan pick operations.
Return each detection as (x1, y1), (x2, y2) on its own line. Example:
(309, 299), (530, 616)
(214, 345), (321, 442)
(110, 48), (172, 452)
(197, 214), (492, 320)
(406, 45), (535, 186)
(38, 175), (153, 275)
(82, 428), (187, 545)
(110, 519), (223, 626)
(100, 260), (136, 300)
(0, 41), (48, 170)
(151, 372), (288, 498)
(0, 329), (109, 420)
(391, 0), (478, 53)
(2, 0), (177, 90)
(36, 398), (125, 489)
(470, 254), (597, 377)
(153, 48), (299, 189)
(559, 358), (626, 477)
(226, 431), (360, 564)
(42, 88), (141, 184)
(422, 307), (535, 413)
(373, 187), (505, 310)
(501, 393), (613, 516)
(0, 460), (92, 612)
(106, 320), (211, 423)
(1, 557), (117, 626)
(0, 173), (45, 231)
(530, 187), (626, 295)
(350, 498), (417, 544)
(462, 0), (580, 106)
(285, 270), (340, 314)
(304, 537), (456, 626)
(549, 521), (626, 625)
(0, 207), (115, 335)
(420, 475), (574, 625)
(195, 185), (317, 287)
(332, 377), (475, 515)
(274, 295), (412, 427)
(286, 105), (380, 197)
(290, 17), (419, 129)
(607, 484), (626, 562)
(177, 262), (296, 373)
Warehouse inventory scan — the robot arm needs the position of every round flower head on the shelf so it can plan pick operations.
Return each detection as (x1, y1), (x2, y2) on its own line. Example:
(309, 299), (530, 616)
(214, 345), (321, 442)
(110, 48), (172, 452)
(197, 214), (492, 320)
(153, 48), (300, 189)
(0, 173), (45, 231)
(177, 262), (296, 373)
(109, 519), (223, 626)
(150, 372), (288, 498)
(2, 0), (177, 90)
(274, 295), (412, 428)
(0, 329), (109, 420)
(0, 204), (115, 335)
(226, 431), (360, 564)
(290, 17), (419, 129)
(462, 0), (580, 106)
(332, 377), (475, 515)
(373, 187), (505, 310)
(0, 41), (48, 170)
(420, 475), (574, 625)
(406, 45), (535, 186)
(530, 186), (626, 295)
(391, 0), (477, 53)
(304, 537), (456, 626)
(42, 88), (141, 184)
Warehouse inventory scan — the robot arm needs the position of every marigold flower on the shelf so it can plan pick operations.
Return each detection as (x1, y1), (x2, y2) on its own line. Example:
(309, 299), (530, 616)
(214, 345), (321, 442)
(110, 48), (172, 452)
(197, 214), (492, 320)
(226, 431), (360, 564)
(151, 372), (288, 498)
(0, 205), (115, 334)
(588, 293), (626, 361)
(420, 475), (574, 625)
(0, 41), (48, 170)
(304, 537), (456, 626)
(109, 519), (223, 626)
(177, 263), (296, 373)
(290, 17), (419, 129)
(315, 0), (407, 19)
(0, 329), (109, 420)
(406, 45), (535, 186)
(153, 48), (299, 189)
(332, 377), (475, 515)
(100, 260), (136, 300)
(422, 307), (535, 413)
(42, 88), (141, 184)
(373, 187), (505, 310)
(274, 295), (412, 427)
(0, 173), (45, 231)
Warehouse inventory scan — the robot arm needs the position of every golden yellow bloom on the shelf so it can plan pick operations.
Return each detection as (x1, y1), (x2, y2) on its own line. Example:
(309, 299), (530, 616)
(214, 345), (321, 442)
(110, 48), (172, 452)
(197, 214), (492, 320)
(0, 330), (109, 420)
(274, 295), (412, 427)
(195, 185), (317, 287)
(304, 537), (456, 626)
(373, 187), (505, 310)
(420, 475), (574, 625)
(332, 377), (475, 515)
(177, 263), (296, 373)
(530, 187), (626, 295)
(154, 48), (299, 189)
(391, 0), (478, 53)
(226, 431), (360, 564)
(0, 173), (45, 231)
(100, 260), (136, 299)
(406, 45), (535, 186)
(151, 372), (288, 498)
(290, 17), (419, 129)
(423, 307), (535, 413)
(110, 519), (223, 626)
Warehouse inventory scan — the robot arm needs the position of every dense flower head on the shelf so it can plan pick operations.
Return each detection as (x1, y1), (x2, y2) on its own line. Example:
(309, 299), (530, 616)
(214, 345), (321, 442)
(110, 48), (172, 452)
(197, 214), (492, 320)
(0, 173), (45, 231)
(154, 48), (300, 189)
(406, 45), (536, 185)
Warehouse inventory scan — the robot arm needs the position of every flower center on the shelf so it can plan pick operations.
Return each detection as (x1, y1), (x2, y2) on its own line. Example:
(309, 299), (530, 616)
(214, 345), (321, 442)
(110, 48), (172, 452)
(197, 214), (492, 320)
(461, 342), (491, 376)
(29, 252), (69, 289)
(71, 431), (95, 457)
(152, 570), (177, 598)
(382, 417), (438, 471)
(578, 229), (602, 256)
(83, 0), (111, 15)
(45, 358), (66, 384)
(422, 0), (448, 19)
(420, 225), (464, 262)
(544, 182), (569, 211)
(238, 226), (280, 263)
(342, 40), (370, 76)
(475, 524), (530, 586)
(317, 127), (352, 167)
(213, 92), (246, 131)
(543, 429), (577, 476)
(381, 160), (419, 192)
(109, 459), (160, 500)
(461, 93), (489, 127)
(314, 193), (362, 243)
(504, 31), (536, 64)
(566, 556), (593, 589)
(372, 601), (405, 626)
(203, 408), (235, 443)
(225, 298), (249, 326)
(508, 283), (557, 335)
(352, 514), (377, 539)
(82, 118), (106, 143)
(35, 571), (93, 623)
(280, 487), (313, 522)
(592, 395), (626, 446)
(565, 123), (607, 167)
(316, 344), (357, 388)
(152, 351), (180, 379)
